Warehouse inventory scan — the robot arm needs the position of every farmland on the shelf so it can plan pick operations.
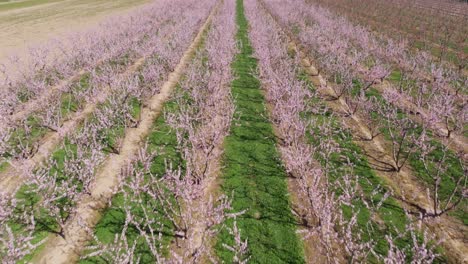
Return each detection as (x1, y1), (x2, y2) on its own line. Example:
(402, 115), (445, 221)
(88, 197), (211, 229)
(0, 0), (150, 67)
(0, 0), (466, 263)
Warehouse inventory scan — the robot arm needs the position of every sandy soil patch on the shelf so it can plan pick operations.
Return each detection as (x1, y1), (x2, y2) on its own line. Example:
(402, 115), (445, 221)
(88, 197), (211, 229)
(0, 0), (149, 67)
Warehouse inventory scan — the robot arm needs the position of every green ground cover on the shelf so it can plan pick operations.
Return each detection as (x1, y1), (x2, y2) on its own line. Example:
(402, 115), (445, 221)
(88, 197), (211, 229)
(215, 0), (305, 262)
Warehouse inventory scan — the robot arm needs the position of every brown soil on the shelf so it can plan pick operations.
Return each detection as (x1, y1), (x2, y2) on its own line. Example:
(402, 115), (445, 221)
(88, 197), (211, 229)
(31, 5), (219, 263)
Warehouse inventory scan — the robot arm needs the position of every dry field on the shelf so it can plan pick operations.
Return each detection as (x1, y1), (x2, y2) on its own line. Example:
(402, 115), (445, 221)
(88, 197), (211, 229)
(0, 0), (149, 65)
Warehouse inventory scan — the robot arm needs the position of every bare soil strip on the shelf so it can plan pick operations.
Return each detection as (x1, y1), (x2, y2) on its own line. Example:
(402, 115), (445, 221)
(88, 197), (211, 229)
(32, 3), (220, 263)
(259, 2), (468, 263)
(0, 0), (66, 14)
(0, 0), (149, 66)
(0, 56), (146, 195)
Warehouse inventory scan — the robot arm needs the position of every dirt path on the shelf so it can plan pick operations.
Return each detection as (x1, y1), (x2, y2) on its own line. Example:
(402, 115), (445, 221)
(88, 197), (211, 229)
(31, 3), (219, 262)
(259, 1), (468, 263)
(0, 0), (149, 68)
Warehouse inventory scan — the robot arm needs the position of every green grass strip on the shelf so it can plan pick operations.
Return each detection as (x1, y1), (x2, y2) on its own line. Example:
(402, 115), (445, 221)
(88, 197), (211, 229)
(215, 0), (304, 263)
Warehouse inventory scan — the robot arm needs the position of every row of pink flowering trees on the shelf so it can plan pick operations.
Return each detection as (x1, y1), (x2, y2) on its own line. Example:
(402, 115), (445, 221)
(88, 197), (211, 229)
(0, 0), (206, 170)
(262, 0), (466, 221)
(246, 0), (441, 262)
(0, 0), (221, 262)
(0, 0), (178, 121)
(309, 0), (467, 67)
(266, 0), (467, 141)
(80, 0), (249, 262)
